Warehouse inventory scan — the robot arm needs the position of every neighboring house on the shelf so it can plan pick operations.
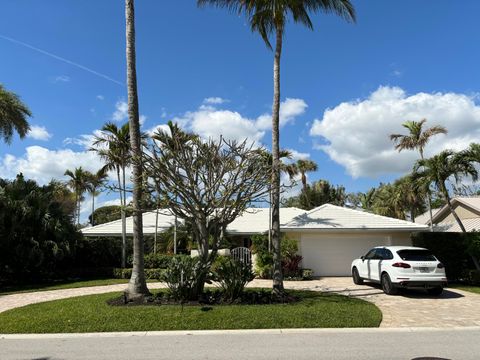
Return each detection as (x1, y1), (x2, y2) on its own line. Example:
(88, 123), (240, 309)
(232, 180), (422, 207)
(82, 204), (428, 276)
(415, 197), (480, 232)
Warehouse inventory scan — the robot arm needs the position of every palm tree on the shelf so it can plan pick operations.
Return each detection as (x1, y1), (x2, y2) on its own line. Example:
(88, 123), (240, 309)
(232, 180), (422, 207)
(0, 84), (31, 144)
(414, 151), (480, 270)
(295, 159), (318, 192)
(64, 167), (89, 225)
(359, 188), (376, 211)
(92, 122), (130, 268)
(125, 0), (149, 298)
(414, 150), (478, 232)
(198, 0), (355, 296)
(86, 169), (108, 226)
(390, 119), (447, 229)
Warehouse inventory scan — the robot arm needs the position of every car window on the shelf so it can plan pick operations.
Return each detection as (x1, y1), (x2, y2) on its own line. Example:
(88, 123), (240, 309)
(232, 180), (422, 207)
(373, 249), (384, 260)
(364, 249), (376, 260)
(383, 249), (394, 260)
(397, 249), (436, 261)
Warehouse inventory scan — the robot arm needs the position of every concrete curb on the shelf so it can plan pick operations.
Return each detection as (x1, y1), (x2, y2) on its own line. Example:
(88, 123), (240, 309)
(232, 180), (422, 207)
(2, 326), (480, 339)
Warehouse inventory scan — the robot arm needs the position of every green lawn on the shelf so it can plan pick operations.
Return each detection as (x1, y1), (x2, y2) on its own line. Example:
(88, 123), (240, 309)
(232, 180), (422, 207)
(0, 290), (381, 333)
(449, 285), (480, 295)
(0, 279), (158, 296)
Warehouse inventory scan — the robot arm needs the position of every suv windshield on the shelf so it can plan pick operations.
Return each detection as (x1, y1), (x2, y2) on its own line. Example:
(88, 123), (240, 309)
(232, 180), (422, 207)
(397, 249), (436, 261)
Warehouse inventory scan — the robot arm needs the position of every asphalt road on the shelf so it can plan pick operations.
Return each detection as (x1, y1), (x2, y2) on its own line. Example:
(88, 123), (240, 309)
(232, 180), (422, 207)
(1, 328), (479, 360)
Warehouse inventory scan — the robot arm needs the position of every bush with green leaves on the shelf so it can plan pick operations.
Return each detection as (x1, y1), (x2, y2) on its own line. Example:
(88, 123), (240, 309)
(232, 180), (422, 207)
(161, 255), (209, 302)
(212, 257), (255, 302)
(251, 234), (273, 278)
(143, 253), (174, 269)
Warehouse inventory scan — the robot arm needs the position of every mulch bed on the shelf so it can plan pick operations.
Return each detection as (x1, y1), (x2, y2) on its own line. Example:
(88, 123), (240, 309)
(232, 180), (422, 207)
(107, 289), (299, 307)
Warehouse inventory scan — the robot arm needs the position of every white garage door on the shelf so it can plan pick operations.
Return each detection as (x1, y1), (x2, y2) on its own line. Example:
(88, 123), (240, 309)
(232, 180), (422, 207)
(300, 235), (389, 276)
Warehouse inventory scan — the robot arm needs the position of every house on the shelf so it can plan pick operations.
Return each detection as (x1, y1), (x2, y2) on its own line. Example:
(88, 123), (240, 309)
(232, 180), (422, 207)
(415, 197), (480, 232)
(81, 204), (428, 276)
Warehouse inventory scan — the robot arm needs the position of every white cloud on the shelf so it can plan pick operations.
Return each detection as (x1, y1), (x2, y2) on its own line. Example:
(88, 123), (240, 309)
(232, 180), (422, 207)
(310, 86), (480, 178)
(53, 75), (70, 83)
(204, 97), (229, 105)
(287, 149), (310, 161)
(140, 115), (147, 126)
(112, 100), (128, 122)
(0, 146), (105, 185)
(256, 98), (308, 130)
(96, 95), (104, 100)
(146, 97), (308, 146)
(27, 125), (52, 141)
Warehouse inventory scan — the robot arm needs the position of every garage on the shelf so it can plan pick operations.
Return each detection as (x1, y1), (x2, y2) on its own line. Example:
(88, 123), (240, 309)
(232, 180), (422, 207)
(300, 234), (397, 276)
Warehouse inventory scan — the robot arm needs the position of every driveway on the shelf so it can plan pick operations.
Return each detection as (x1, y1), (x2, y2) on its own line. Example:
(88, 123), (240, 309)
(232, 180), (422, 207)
(249, 278), (480, 328)
(1, 278), (479, 328)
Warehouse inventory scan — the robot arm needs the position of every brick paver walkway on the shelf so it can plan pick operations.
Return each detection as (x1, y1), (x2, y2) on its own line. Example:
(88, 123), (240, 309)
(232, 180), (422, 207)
(1, 278), (479, 328)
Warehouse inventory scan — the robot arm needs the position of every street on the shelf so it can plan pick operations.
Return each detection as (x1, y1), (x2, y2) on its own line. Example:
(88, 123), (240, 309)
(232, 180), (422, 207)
(1, 327), (479, 360)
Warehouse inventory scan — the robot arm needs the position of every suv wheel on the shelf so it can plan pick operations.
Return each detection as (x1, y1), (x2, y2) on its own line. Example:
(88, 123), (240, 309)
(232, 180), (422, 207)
(381, 273), (398, 295)
(352, 267), (363, 285)
(427, 287), (443, 296)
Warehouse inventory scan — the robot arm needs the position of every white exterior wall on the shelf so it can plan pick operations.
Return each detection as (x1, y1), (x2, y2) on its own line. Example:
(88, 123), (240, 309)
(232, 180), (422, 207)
(290, 231), (411, 277)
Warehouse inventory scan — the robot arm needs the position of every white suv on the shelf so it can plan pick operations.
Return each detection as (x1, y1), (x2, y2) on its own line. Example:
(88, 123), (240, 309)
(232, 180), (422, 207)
(351, 246), (447, 295)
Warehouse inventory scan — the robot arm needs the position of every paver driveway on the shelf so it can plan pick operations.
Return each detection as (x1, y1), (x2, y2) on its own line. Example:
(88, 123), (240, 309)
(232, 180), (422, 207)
(1, 278), (479, 328)
(250, 278), (480, 328)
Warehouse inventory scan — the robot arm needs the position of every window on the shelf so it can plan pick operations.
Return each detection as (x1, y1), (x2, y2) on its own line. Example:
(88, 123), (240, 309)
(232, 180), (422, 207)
(379, 248), (393, 260)
(397, 249), (436, 261)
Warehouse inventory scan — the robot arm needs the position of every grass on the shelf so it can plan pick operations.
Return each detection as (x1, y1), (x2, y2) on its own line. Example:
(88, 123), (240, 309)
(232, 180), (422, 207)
(0, 278), (158, 296)
(0, 290), (381, 333)
(449, 285), (480, 295)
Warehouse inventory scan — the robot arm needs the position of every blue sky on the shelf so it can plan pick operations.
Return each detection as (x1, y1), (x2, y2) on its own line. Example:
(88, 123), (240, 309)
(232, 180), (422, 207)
(1, 1), (480, 217)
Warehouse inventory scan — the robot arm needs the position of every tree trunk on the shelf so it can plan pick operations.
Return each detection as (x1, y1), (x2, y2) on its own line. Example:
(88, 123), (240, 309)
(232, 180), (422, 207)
(117, 167), (127, 269)
(419, 151), (434, 232)
(271, 26), (284, 296)
(125, 0), (149, 299)
(91, 193), (95, 226)
(154, 207), (159, 254)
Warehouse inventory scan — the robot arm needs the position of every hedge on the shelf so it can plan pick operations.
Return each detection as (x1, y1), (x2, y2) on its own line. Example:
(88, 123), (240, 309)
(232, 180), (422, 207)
(411, 232), (473, 281)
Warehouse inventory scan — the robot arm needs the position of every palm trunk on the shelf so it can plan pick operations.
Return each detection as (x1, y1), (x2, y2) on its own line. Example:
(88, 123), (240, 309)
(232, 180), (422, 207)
(154, 207), (159, 254)
(117, 167), (126, 268)
(121, 165), (127, 268)
(125, 0), (149, 298)
(271, 26), (284, 296)
(420, 151), (434, 232)
(91, 193), (95, 226)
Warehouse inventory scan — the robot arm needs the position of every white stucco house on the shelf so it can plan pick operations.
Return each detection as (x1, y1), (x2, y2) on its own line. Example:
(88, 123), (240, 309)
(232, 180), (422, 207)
(81, 204), (428, 276)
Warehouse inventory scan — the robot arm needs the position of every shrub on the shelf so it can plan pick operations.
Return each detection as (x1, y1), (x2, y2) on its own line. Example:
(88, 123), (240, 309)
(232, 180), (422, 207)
(302, 268), (314, 280)
(160, 256), (208, 302)
(144, 253), (174, 269)
(212, 257), (255, 302)
(251, 234), (273, 278)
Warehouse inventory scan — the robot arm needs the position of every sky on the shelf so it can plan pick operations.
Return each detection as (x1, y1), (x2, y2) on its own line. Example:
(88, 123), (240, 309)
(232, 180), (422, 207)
(1, 1), (480, 220)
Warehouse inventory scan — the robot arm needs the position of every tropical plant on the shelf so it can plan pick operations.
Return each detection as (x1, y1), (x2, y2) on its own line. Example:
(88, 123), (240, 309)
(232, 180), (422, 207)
(92, 122), (130, 267)
(296, 159), (318, 192)
(390, 119), (447, 229)
(212, 257), (255, 302)
(125, 0), (149, 298)
(413, 150), (478, 233)
(284, 179), (346, 210)
(0, 84), (31, 144)
(0, 175), (80, 282)
(86, 169), (108, 226)
(199, 0), (355, 296)
(64, 167), (90, 225)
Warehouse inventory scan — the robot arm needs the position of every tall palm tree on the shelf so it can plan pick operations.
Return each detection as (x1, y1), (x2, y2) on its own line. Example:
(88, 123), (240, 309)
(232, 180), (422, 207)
(414, 150), (478, 232)
(92, 122), (130, 268)
(390, 119), (447, 229)
(86, 169), (108, 226)
(414, 150), (480, 270)
(64, 167), (89, 225)
(199, 0), (355, 295)
(125, 0), (149, 298)
(0, 84), (31, 144)
(295, 159), (318, 192)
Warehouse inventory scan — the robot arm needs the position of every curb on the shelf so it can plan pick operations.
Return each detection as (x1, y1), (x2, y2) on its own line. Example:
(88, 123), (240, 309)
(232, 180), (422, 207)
(2, 326), (480, 340)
